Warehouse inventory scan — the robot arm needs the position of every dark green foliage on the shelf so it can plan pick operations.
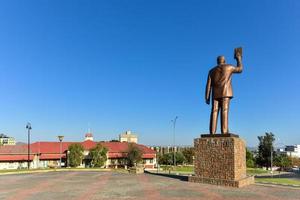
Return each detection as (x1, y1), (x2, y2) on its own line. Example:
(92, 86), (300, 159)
(181, 148), (195, 164)
(256, 132), (275, 169)
(126, 143), (142, 167)
(274, 154), (292, 171)
(68, 143), (84, 167)
(246, 148), (255, 168)
(158, 152), (186, 165)
(175, 152), (186, 165)
(89, 143), (108, 167)
(158, 153), (173, 165)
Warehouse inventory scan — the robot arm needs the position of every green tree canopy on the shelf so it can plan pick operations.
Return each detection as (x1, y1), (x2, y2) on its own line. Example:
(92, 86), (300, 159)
(126, 143), (142, 167)
(274, 154), (292, 171)
(89, 143), (108, 168)
(256, 132), (275, 169)
(68, 143), (84, 167)
(158, 152), (186, 166)
(181, 148), (194, 164)
(175, 152), (186, 165)
(246, 148), (255, 168)
(158, 153), (173, 165)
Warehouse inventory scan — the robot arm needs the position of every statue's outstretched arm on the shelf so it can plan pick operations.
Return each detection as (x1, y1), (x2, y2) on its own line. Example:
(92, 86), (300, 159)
(232, 56), (243, 73)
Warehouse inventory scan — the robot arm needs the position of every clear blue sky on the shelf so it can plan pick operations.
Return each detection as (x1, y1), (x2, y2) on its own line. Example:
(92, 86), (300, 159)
(0, 0), (299, 147)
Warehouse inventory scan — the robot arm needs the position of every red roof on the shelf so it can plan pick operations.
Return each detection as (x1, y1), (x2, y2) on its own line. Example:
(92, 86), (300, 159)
(142, 154), (156, 159)
(29, 141), (74, 154)
(108, 152), (128, 158)
(28, 141), (156, 155)
(0, 145), (28, 154)
(39, 154), (66, 160)
(0, 141), (156, 161)
(0, 155), (34, 161)
(101, 142), (156, 155)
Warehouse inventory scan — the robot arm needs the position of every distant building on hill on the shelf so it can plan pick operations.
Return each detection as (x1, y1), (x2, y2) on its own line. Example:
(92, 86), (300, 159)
(119, 131), (138, 143)
(275, 144), (300, 159)
(0, 134), (16, 146)
(84, 133), (94, 141)
(150, 145), (193, 155)
(283, 145), (300, 158)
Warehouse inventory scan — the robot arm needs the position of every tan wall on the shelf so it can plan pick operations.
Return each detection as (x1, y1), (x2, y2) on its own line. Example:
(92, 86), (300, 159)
(0, 138), (16, 145)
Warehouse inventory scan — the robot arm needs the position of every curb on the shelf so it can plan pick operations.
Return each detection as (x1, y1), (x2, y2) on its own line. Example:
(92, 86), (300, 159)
(255, 182), (300, 189)
(0, 168), (112, 176)
(0, 169), (54, 176)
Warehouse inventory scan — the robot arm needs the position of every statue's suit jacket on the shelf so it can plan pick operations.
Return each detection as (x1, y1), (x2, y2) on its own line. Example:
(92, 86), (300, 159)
(206, 64), (243, 100)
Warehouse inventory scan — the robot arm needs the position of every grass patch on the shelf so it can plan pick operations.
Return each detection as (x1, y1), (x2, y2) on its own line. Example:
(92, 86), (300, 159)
(158, 165), (194, 174)
(247, 168), (268, 175)
(158, 166), (273, 176)
(172, 166), (194, 172)
(255, 178), (300, 185)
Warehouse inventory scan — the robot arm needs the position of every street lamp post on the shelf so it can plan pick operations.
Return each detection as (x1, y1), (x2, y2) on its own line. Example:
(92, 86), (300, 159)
(271, 140), (285, 178)
(26, 123), (32, 169)
(58, 135), (64, 168)
(271, 145), (273, 176)
(171, 116), (178, 167)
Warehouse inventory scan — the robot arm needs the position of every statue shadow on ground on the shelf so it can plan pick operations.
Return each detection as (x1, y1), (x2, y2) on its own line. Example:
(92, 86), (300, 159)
(144, 171), (189, 182)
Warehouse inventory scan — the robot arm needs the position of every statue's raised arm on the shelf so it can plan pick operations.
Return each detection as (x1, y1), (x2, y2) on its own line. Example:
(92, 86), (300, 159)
(232, 47), (243, 73)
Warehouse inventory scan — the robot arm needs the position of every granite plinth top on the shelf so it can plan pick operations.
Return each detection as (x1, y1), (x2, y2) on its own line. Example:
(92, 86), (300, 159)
(200, 133), (239, 138)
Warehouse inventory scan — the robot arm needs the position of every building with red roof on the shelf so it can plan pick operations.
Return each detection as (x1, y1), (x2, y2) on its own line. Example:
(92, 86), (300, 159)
(0, 134), (156, 170)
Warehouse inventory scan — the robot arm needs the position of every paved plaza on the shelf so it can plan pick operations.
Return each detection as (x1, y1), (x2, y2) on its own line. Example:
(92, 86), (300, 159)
(0, 171), (299, 200)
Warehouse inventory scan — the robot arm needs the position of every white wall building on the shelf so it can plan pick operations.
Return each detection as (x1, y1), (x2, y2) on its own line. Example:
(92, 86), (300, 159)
(284, 145), (300, 158)
(0, 138), (156, 170)
(119, 131), (138, 143)
(0, 134), (16, 146)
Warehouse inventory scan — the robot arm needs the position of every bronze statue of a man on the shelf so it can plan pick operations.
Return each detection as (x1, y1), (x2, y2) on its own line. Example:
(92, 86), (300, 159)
(205, 48), (243, 134)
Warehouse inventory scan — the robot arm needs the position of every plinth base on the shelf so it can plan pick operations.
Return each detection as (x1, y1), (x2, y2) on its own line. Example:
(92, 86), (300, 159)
(191, 134), (254, 188)
(188, 175), (254, 188)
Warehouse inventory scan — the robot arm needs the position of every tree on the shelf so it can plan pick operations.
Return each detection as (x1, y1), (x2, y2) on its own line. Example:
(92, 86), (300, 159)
(182, 148), (195, 164)
(274, 154), (292, 171)
(256, 132), (275, 169)
(89, 143), (108, 168)
(158, 152), (186, 165)
(68, 143), (84, 167)
(126, 143), (142, 167)
(246, 148), (255, 168)
(158, 153), (173, 165)
(290, 157), (300, 167)
(175, 152), (186, 165)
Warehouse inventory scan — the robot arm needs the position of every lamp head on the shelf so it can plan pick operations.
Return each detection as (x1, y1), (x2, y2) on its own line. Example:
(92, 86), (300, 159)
(26, 123), (32, 130)
(58, 135), (64, 142)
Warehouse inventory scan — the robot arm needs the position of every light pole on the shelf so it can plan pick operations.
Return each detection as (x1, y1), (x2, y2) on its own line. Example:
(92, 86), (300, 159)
(26, 123), (32, 169)
(271, 145), (273, 176)
(271, 140), (285, 177)
(171, 116), (178, 167)
(58, 135), (64, 168)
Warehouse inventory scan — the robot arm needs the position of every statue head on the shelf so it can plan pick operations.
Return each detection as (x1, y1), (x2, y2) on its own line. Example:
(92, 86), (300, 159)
(217, 56), (226, 65)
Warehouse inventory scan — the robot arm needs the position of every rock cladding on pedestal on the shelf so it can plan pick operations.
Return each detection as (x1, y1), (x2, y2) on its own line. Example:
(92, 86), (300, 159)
(194, 136), (246, 181)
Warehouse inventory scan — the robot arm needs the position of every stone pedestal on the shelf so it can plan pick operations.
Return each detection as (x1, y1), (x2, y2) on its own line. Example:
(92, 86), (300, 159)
(129, 164), (144, 174)
(188, 134), (254, 187)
